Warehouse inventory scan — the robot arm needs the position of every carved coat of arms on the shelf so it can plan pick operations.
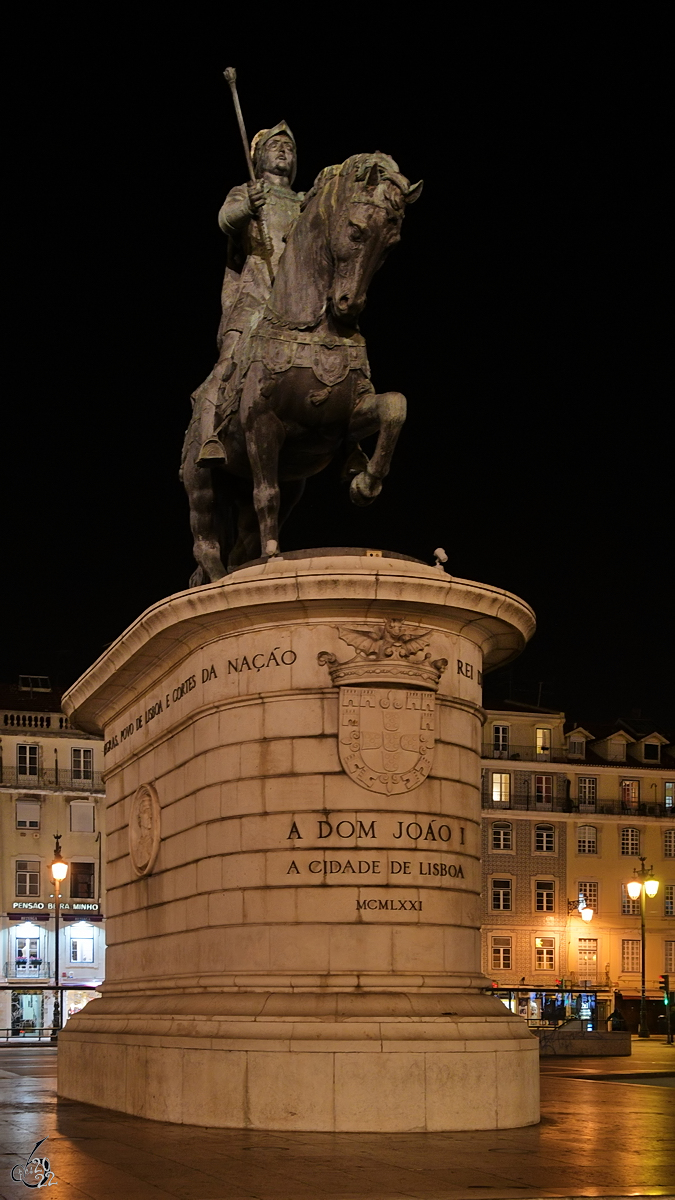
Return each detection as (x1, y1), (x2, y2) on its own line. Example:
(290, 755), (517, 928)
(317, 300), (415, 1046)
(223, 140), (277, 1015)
(318, 619), (447, 795)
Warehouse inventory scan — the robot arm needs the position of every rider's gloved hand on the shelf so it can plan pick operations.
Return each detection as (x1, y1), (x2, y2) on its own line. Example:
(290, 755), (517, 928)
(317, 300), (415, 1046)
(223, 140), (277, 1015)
(247, 180), (267, 213)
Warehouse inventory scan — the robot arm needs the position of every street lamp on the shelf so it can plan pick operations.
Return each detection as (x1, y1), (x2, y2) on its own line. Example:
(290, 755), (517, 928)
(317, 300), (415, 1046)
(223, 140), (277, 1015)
(49, 835), (68, 1043)
(568, 893), (594, 922)
(626, 856), (659, 1039)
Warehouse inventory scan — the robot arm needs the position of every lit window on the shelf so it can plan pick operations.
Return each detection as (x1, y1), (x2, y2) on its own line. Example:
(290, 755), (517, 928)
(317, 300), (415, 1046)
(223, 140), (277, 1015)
(664, 830), (675, 859)
(666, 942), (675, 972)
(621, 780), (639, 810)
(16, 800), (41, 829)
(578, 881), (598, 911)
(536, 728), (551, 759)
(70, 862), (95, 900)
(621, 939), (640, 972)
(621, 827), (640, 856)
(665, 885), (674, 918)
(70, 938), (94, 964)
(578, 777), (597, 809)
(492, 821), (512, 851)
(491, 936), (511, 969)
(535, 880), (555, 912)
(666, 783), (674, 809)
(534, 824), (555, 853)
(493, 725), (509, 755)
(71, 748), (93, 781)
(492, 879), (512, 911)
(578, 938), (598, 981)
(70, 803), (95, 833)
(535, 936), (555, 970)
(17, 745), (39, 777)
(16, 861), (40, 897)
(577, 825), (597, 854)
(492, 773), (511, 807)
(621, 884), (640, 916)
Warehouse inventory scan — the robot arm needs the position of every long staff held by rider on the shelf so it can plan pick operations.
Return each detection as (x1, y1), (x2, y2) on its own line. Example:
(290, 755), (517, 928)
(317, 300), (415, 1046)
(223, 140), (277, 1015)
(223, 67), (275, 285)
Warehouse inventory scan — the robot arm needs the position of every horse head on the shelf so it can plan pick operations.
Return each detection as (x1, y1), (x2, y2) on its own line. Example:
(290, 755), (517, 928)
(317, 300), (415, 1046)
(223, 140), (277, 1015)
(268, 153), (422, 331)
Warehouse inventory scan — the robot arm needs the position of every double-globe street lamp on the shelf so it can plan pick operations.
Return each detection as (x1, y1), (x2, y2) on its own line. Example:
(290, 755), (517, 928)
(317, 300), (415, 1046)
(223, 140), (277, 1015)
(626, 856), (660, 1039)
(49, 835), (68, 1043)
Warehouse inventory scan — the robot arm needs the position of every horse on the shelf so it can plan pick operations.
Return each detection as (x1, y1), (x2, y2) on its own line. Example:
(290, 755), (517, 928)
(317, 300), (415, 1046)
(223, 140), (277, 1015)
(181, 152), (422, 583)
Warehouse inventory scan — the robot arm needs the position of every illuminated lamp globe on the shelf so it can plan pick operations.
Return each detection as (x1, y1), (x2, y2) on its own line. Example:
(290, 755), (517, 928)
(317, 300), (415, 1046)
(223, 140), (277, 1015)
(51, 860), (68, 882)
(626, 879), (642, 900)
(581, 906), (594, 922)
(644, 878), (659, 898)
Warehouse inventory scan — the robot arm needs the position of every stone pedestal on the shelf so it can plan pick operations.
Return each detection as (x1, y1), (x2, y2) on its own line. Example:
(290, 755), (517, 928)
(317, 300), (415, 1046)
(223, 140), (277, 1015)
(59, 552), (540, 1130)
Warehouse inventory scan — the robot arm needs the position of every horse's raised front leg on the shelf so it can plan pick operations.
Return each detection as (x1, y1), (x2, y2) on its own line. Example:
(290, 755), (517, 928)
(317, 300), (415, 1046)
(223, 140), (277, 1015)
(347, 389), (406, 506)
(240, 363), (285, 557)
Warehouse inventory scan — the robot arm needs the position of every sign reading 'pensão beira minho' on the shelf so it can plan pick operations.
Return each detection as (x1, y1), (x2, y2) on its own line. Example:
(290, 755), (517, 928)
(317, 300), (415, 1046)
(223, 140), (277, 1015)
(59, 72), (540, 1132)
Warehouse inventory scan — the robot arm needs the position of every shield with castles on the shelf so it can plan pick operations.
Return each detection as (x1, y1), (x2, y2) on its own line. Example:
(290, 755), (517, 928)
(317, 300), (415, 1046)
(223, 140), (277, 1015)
(338, 686), (436, 795)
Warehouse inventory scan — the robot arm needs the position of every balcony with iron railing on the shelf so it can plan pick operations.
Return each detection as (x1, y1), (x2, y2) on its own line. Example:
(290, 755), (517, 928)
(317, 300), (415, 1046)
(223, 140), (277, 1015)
(4, 961), (52, 980)
(481, 743), (580, 764)
(481, 792), (673, 818)
(0, 767), (103, 793)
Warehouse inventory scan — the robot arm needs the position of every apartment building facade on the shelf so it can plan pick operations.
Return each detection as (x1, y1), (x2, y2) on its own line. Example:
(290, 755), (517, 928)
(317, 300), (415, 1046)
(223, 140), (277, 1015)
(480, 705), (675, 1028)
(0, 677), (105, 1034)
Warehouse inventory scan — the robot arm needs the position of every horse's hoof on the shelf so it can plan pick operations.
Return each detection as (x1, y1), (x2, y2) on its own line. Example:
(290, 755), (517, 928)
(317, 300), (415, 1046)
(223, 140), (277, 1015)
(349, 470), (382, 507)
(264, 539), (280, 557)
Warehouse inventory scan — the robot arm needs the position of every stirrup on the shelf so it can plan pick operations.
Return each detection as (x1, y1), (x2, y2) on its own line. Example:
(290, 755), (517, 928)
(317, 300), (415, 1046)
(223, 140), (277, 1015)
(196, 436), (227, 467)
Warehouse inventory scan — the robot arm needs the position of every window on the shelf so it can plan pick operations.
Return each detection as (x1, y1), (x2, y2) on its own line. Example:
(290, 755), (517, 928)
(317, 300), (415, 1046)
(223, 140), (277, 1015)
(578, 881), (598, 911)
(643, 742), (659, 761)
(621, 780), (639, 811)
(535, 880), (555, 912)
(492, 821), (512, 851)
(71, 748), (93, 781)
(534, 823), (555, 853)
(577, 825), (597, 854)
(622, 939), (640, 972)
(664, 830), (675, 858)
(16, 861), (40, 896)
(70, 862), (95, 900)
(536, 728), (551, 759)
(70, 937), (94, 964)
(492, 879), (512, 910)
(666, 942), (675, 972)
(665, 885), (674, 918)
(19, 675), (51, 692)
(15, 936), (39, 963)
(535, 775), (553, 808)
(535, 936), (555, 970)
(492, 773), (511, 807)
(578, 938), (598, 982)
(491, 936), (512, 969)
(569, 739), (585, 757)
(621, 884), (640, 916)
(666, 783), (674, 810)
(70, 802), (95, 833)
(578, 777), (597, 810)
(17, 745), (38, 777)
(16, 800), (41, 829)
(493, 725), (509, 756)
(621, 827), (640, 856)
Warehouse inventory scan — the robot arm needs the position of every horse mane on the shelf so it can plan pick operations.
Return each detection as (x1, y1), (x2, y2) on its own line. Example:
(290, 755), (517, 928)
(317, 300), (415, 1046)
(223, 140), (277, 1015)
(267, 153), (414, 331)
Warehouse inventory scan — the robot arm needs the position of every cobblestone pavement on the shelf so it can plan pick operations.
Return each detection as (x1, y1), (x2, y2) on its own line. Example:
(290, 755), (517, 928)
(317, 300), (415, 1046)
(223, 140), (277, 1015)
(0, 1038), (673, 1199)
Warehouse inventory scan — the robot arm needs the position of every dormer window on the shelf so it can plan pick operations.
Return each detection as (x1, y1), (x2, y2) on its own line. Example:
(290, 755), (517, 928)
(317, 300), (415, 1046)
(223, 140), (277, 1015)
(569, 739), (585, 757)
(608, 739), (626, 761)
(643, 742), (660, 762)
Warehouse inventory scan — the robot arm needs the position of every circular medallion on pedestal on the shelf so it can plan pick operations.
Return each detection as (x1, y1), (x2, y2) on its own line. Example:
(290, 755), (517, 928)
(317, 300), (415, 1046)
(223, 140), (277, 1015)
(129, 783), (160, 876)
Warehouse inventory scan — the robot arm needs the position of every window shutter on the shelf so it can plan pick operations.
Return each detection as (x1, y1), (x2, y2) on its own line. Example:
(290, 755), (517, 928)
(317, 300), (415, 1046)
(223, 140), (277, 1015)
(70, 802), (95, 833)
(16, 800), (41, 828)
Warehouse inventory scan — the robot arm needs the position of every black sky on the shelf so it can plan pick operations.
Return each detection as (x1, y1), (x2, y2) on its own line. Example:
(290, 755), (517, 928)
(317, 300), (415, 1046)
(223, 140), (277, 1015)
(3, 14), (672, 730)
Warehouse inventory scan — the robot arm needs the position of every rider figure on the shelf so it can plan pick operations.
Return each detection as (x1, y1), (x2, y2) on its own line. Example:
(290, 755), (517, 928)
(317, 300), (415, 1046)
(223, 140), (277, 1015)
(194, 122), (302, 464)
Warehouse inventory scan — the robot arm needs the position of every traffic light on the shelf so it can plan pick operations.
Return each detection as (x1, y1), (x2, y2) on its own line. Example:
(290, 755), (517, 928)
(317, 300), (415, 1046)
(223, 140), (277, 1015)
(659, 974), (670, 1004)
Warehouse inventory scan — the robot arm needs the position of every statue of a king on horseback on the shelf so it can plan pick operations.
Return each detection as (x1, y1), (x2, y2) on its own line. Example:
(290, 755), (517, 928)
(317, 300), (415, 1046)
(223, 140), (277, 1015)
(182, 69), (422, 584)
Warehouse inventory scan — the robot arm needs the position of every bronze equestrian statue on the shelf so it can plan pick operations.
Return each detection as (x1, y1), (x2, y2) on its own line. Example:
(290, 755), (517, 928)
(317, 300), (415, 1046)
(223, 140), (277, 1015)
(182, 104), (422, 584)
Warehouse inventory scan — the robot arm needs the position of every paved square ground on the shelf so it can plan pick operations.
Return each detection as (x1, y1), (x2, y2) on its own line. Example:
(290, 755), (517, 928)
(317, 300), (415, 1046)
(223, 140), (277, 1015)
(0, 1037), (673, 1199)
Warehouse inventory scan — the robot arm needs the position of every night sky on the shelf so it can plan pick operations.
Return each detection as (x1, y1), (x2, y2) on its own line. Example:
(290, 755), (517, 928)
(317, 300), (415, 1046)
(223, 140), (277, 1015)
(4, 16), (671, 731)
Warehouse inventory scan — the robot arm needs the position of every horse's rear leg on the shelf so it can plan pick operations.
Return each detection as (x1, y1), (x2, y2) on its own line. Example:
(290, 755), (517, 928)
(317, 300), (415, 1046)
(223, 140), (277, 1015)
(241, 365), (285, 556)
(347, 389), (406, 506)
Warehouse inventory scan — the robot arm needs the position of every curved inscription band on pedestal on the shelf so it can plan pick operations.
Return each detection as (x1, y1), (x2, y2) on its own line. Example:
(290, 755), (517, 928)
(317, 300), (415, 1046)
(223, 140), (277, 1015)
(129, 783), (161, 877)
